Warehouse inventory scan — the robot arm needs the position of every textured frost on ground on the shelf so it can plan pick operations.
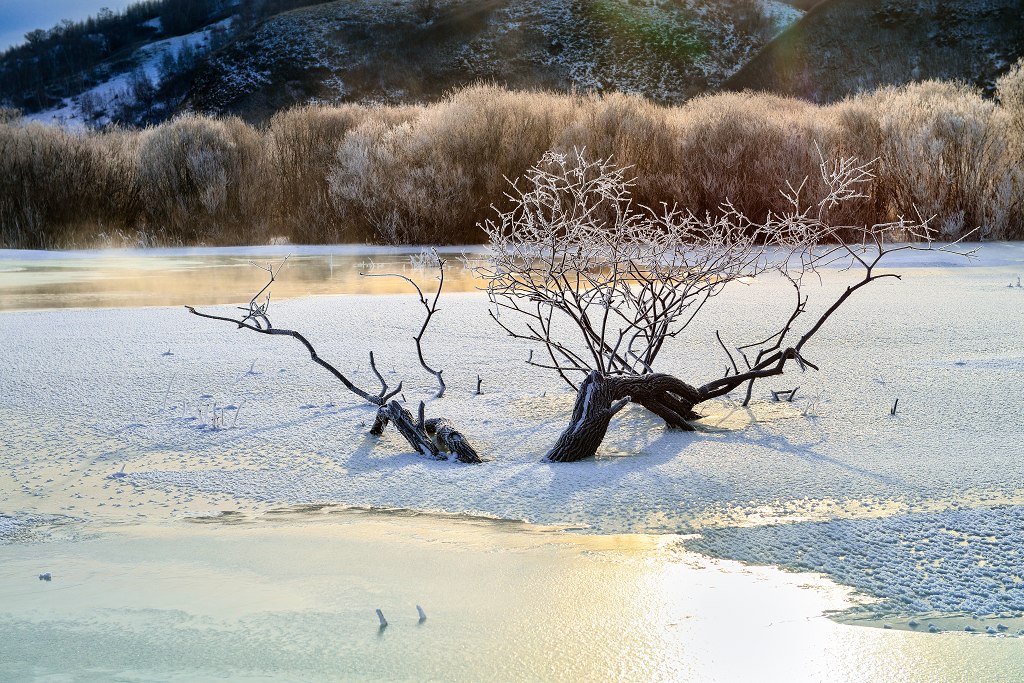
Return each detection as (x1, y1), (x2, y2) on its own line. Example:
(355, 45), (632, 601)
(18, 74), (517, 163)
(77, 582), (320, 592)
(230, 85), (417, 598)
(0, 513), (78, 544)
(688, 505), (1024, 618)
(0, 515), (27, 541)
(1, 243), (1023, 616)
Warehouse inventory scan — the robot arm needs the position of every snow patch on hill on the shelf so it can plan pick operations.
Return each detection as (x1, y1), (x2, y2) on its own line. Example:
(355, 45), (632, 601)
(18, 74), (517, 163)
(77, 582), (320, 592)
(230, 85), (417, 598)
(25, 17), (233, 129)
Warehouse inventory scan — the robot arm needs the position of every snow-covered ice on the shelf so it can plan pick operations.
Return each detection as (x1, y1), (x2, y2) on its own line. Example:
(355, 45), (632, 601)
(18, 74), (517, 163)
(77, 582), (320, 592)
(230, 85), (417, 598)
(689, 505), (1024, 618)
(1, 242), (1023, 622)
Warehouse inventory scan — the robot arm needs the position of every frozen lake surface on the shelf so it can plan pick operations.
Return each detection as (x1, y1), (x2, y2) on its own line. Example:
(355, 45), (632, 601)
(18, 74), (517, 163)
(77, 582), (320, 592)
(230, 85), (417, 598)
(0, 245), (484, 311)
(2, 242), (1024, 679)
(4, 509), (1024, 682)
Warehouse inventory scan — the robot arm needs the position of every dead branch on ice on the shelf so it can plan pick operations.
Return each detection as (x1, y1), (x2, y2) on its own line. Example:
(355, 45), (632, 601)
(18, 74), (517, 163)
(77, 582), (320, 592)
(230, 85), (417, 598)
(185, 258), (480, 462)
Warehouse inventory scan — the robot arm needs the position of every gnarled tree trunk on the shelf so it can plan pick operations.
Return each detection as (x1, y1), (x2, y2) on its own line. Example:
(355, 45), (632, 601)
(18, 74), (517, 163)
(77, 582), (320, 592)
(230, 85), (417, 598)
(545, 371), (704, 462)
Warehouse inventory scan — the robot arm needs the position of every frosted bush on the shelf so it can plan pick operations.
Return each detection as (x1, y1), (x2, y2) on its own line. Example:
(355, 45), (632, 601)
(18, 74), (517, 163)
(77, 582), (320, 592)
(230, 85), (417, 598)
(137, 113), (260, 242)
(4, 79), (1024, 248)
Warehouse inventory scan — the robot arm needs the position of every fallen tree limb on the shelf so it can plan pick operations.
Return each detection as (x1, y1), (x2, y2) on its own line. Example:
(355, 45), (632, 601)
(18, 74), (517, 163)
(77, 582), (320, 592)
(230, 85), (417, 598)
(186, 259), (480, 463)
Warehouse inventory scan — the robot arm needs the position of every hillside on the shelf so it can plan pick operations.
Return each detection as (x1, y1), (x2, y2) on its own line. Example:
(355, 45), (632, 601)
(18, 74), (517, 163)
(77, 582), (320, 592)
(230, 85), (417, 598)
(725, 0), (1024, 101)
(2, 0), (799, 126)
(186, 0), (796, 120)
(0, 0), (336, 127)
(5, 0), (1024, 127)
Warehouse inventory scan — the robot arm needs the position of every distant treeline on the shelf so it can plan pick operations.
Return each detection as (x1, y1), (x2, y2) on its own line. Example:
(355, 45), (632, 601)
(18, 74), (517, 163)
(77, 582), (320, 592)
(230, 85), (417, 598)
(1, 73), (1023, 249)
(0, 0), (331, 114)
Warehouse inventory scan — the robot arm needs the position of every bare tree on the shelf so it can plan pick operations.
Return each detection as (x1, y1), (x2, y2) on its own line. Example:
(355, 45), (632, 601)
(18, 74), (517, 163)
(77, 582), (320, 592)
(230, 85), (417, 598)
(185, 257), (481, 463)
(479, 149), (970, 462)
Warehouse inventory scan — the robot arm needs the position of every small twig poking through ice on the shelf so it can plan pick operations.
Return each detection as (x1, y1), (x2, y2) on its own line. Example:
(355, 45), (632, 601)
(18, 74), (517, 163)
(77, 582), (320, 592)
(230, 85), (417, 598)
(417, 605), (427, 622)
(475, 375), (483, 395)
(891, 398), (899, 416)
(232, 399), (246, 429)
(771, 387), (799, 402)
(376, 609), (388, 629)
(801, 392), (822, 417)
(160, 373), (176, 411)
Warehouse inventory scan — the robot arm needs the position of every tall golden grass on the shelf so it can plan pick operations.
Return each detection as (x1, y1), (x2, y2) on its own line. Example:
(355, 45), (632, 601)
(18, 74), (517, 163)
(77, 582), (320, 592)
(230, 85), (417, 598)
(2, 65), (1022, 249)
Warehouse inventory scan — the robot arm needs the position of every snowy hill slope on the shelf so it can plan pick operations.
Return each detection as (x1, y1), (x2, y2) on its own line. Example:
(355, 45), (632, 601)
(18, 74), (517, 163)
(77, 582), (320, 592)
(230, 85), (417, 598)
(8, 0), (1023, 127)
(25, 19), (233, 129)
(186, 0), (799, 119)
(3, 0), (799, 126)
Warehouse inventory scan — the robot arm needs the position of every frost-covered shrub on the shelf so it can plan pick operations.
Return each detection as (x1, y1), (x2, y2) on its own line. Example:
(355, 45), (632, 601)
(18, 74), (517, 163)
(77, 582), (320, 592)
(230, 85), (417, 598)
(997, 58), (1024, 157)
(328, 85), (566, 244)
(329, 119), (434, 244)
(670, 92), (835, 221)
(3, 77), (1024, 248)
(859, 81), (1020, 239)
(552, 91), (677, 208)
(0, 123), (141, 248)
(267, 103), (402, 243)
(137, 113), (261, 243)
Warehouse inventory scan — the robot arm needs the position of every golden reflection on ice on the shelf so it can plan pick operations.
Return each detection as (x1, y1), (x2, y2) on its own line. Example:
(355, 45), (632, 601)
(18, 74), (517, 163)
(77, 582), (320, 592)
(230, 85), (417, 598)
(0, 251), (486, 311)
(1, 511), (1022, 681)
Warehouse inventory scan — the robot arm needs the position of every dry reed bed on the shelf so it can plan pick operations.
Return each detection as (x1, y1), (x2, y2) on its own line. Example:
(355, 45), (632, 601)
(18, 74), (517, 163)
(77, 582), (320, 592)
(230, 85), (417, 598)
(2, 67), (1022, 249)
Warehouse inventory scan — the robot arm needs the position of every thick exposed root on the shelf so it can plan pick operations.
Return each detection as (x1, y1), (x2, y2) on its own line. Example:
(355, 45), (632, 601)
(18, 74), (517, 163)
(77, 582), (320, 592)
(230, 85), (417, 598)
(545, 371), (703, 462)
(370, 401), (443, 459)
(425, 418), (483, 464)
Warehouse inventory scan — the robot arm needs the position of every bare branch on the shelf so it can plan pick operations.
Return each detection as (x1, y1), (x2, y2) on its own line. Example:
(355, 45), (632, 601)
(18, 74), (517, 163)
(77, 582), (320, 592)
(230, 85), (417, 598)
(361, 249), (446, 398)
(185, 305), (381, 405)
(187, 258), (481, 463)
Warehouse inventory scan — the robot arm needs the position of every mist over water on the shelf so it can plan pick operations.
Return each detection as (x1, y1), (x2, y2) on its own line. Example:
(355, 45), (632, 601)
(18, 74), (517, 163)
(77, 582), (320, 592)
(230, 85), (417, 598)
(0, 247), (486, 311)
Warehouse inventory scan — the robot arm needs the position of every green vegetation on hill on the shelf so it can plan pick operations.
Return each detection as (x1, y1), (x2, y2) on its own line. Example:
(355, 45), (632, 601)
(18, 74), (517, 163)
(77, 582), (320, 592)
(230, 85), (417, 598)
(583, 0), (703, 61)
